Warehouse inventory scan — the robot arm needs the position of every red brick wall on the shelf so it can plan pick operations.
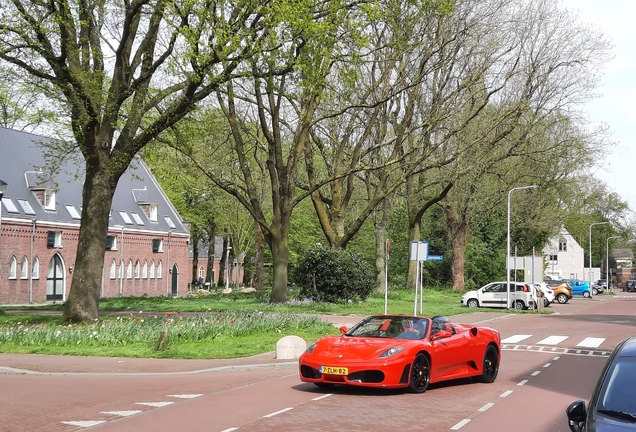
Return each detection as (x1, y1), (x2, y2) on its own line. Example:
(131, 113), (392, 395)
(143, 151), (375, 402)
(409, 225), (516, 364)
(0, 220), (189, 304)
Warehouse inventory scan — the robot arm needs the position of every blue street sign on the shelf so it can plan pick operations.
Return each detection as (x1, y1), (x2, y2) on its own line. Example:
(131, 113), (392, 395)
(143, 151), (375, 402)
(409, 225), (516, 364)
(427, 255), (443, 261)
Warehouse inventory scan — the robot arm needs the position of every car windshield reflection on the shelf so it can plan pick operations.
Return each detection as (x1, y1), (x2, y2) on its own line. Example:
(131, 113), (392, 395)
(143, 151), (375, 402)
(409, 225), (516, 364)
(597, 358), (636, 417)
(345, 316), (429, 340)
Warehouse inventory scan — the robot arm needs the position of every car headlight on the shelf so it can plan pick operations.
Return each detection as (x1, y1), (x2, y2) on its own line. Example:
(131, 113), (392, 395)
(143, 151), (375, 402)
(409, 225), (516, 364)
(378, 346), (404, 358)
(305, 342), (318, 354)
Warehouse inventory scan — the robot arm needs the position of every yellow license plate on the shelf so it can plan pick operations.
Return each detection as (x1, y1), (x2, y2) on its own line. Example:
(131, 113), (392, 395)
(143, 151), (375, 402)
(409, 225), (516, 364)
(320, 366), (348, 375)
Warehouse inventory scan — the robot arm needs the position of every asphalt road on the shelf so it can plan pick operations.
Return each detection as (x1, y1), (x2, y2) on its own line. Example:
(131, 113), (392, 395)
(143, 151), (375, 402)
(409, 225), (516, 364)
(1, 292), (635, 432)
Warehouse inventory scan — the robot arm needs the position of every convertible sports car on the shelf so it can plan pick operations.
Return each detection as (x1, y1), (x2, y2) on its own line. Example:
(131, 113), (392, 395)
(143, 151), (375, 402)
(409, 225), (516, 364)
(299, 314), (501, 393)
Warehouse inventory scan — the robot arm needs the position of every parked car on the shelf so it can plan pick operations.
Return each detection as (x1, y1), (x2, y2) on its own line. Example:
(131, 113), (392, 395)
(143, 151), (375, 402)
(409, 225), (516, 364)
(622, 280), (636, 292)
(591, 283), (605, 296)
(544, 279), (573, 304)
(595, 279), (608, 289)
(461, 281), (536, 310)
(299, 314), (501, 393)
(566, 337), (636, 432)
(534, 283), (555, 307)
(565, 279), (592, 298)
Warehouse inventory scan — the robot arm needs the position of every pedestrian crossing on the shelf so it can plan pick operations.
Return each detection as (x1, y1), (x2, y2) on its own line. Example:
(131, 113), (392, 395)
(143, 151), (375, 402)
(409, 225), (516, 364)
(500, 334), (613, 357)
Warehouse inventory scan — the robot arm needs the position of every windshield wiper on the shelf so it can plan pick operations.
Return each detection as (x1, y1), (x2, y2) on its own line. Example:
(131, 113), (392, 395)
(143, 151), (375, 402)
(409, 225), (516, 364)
(597, 409), (636, 422)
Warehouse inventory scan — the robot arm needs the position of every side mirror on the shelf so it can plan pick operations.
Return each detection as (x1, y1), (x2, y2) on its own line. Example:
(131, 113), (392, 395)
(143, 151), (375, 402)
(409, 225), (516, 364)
(339, 325), (348, 334)
(431, 330), (452, 341)
(566, 400), (586, 432)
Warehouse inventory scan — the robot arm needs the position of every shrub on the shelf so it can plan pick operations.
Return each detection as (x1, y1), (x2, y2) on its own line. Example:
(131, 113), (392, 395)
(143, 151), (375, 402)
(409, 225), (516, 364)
(292, 247), (374, 303)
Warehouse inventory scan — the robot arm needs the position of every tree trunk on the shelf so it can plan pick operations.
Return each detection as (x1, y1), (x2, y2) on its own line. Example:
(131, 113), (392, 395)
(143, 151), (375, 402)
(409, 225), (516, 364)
(374, 199), (391, 294)
(218, 237), (228, 288)
(63, 170), (116, 322)
(448, 218), (468, 292)
(191, 232), (200, 285)
(252, 221), (265, 290)
(206, 234), (215, 285)
(266, 214), (291, 303)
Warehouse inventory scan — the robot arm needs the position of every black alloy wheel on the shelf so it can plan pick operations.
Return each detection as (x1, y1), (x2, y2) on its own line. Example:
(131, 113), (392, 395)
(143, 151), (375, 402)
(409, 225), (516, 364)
(478, 345), (499, 383)
(408, 353), (430, 393)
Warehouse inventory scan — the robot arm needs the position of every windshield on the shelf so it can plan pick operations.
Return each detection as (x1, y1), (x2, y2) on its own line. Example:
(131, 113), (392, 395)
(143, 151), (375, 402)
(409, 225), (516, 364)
(597, 358), (636, 417)
(346, 316), (429, 340)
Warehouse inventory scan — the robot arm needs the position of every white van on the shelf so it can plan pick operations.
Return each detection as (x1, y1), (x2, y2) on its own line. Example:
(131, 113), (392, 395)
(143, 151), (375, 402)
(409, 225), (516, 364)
(460, 281), (536, 310)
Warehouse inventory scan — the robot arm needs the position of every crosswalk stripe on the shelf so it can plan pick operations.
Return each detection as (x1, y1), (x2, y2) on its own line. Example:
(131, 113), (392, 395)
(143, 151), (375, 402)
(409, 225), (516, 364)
(536, 335), (569, 345)
(501, 335), (532, 343)
(577, 337), (605, 348)
(60, 421), (106, 427)
(136, 402), (174, 408)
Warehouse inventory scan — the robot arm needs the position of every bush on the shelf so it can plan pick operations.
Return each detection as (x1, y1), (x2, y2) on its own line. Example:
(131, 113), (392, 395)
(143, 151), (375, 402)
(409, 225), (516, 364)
(292, 247), (374, 303)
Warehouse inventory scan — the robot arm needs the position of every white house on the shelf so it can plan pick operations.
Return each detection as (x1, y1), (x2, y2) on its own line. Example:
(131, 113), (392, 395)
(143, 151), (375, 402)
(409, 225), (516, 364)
(543, 228), (592, 280)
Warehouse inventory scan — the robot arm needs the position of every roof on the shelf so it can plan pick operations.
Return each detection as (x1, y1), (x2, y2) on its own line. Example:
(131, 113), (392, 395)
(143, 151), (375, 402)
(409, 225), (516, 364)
(0, 126), (188, 235)
(613, 248), (633, 260)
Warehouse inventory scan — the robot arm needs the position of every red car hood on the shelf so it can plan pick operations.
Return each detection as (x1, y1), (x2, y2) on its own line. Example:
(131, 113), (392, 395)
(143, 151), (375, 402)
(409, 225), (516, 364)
(309, 336), (416, 362)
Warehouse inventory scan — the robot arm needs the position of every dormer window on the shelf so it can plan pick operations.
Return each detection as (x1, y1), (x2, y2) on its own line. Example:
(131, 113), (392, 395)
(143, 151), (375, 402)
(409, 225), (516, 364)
(149, 204), (158, 222)
(44, 189), (56, 210)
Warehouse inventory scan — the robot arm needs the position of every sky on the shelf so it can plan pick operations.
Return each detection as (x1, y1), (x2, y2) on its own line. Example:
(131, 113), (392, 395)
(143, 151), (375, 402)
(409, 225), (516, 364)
(560, 0), (636, 212)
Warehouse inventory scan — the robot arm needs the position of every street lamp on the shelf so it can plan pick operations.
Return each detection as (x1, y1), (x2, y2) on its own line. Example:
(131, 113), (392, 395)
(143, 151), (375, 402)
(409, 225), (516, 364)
(606, 236), (620, 290)
(589, 222), (610, 287)
(0, 180), (7, 286)
(507, 185), (538, 308)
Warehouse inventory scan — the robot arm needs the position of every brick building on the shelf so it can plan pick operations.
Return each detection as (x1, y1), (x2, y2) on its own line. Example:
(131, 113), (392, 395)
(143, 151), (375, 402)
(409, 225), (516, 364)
(0, 127), (190, 304)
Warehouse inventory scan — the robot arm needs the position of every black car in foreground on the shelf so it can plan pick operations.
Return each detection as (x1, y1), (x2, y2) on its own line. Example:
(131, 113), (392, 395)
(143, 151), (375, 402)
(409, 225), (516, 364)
(567, 337), (636, 431)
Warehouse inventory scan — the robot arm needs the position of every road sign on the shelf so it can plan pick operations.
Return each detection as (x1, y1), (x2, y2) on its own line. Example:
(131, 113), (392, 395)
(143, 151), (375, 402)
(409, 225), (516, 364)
(427, 255), (443, 261)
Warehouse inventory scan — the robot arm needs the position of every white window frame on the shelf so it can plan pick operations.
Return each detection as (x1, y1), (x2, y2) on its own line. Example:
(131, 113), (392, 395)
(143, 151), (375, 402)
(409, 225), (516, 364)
(44, 189), (56, 210)
(109, 259), (116, 279)
(32, 257), (39, 279)
(127, 260), (133, 279)
(142, 260), (148, 278)
(9, 256), (17, 279)
(149, 261), (155, 279)
(157, 261), (163, 279)
(2, 197), (19, 213)
(134, 260), (140, 279)
(149, 204), (158, 222)
(20, 256), (28, 279)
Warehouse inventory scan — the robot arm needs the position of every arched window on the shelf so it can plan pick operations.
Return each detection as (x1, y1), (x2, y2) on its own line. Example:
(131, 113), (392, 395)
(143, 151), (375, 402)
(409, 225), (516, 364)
(109, 259), (116, 279)
(198, 266), (205, 279)
(142, 260), (148, 278)
(20, 256), (28, 279)
(118, 260), (124, 279)
(32, 257), (39, 279)
(157, 261), (163, 279)
(46, 254), (65, 301)
(134, 260), (140, 278)
(559, 237), (567, 252)
(149, 261), (155, 279)
(127, 260), (133, 279)
(9, 256), (17, 279)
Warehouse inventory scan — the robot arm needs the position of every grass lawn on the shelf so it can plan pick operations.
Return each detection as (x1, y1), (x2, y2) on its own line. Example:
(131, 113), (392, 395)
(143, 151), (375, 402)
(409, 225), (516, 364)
(0, 287), (536, 359)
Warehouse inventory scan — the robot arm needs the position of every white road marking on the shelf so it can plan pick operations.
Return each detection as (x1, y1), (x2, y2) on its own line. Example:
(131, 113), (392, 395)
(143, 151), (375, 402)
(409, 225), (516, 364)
(518, 380), (528, 386)
(60, 421), (106, 427)
(100, 410), (142, 417)
(577, 337), (605, 348)
(263, 407), (293, 418)
(450, 419), (471, 430)
(531, 371), (541, 376)
(312, 393), (333, 401)
(500, 390), (513, 397)
(501, 334), (532, 343)
(167, 394), (203, 399)
(478, 403), (495, 412)
(543, 363), (552, 368)
(554, 356), (561, 360)
(220, 428), (239, 432)
(537, 335), (569, 345)
(135, 402), (174, 408)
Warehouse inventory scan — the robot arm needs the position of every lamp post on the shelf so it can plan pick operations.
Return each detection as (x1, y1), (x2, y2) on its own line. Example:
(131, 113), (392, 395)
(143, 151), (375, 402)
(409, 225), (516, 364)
(0, 180), (7, 289)
(606, 236), (620, 290)
(507, 185), (538, 308)
(589, 222), (610, 287)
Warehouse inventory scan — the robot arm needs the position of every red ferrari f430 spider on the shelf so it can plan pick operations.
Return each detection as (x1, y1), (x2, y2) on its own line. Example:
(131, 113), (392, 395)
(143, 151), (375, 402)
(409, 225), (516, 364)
(299, 314), (501, 393)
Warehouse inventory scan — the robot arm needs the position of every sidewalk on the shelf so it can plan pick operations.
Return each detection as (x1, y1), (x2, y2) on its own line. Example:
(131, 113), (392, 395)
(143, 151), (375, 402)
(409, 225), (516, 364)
(0, 312), (510, 375)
